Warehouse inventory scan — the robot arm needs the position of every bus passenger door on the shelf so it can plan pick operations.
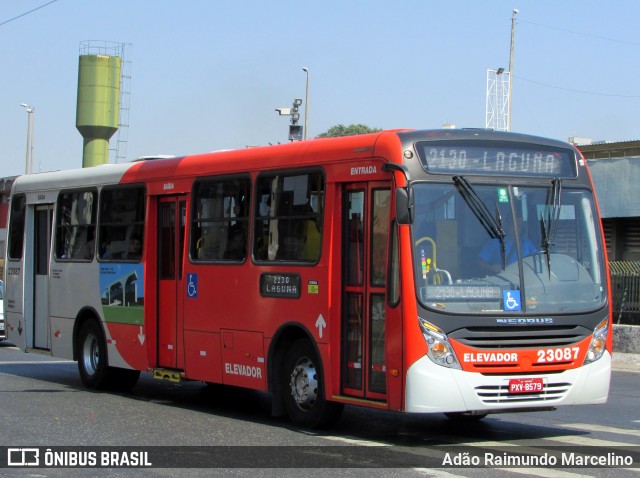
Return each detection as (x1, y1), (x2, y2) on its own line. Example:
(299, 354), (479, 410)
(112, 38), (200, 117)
(341, 183), (391, 402)
(157, 195), (187, 370)
(33, 205), (53, 350)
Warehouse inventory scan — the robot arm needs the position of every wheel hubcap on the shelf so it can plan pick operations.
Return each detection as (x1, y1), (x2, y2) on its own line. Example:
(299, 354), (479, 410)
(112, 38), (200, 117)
(82, 333), (99, 376)
(289, 356), (318, 411)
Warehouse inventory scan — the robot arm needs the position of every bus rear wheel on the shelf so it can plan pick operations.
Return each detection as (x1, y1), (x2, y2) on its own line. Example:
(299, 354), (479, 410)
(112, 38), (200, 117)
(78, 320), (109, 389)
(282, 339), (343, 429)
(77, 320), (139, 390)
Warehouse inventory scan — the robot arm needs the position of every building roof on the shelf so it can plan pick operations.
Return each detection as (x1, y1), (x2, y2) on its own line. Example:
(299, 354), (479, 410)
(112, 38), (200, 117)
(579, 140), (640, 159)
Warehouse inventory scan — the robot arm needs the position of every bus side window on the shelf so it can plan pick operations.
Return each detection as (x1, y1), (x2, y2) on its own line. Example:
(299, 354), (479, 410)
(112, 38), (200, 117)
(253, 171), (324, 263)
(7, 194), (26, 260)
(98, 186), (146, 262)
(304, 218), (321, 261)
(191, 176), (250, 262)
(55, 189), (97, 261)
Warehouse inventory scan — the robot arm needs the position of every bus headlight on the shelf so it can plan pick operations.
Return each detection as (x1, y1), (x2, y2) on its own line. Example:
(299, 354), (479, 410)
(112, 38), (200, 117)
(584, 319), (609, 365)
(418, 317), (461, 369)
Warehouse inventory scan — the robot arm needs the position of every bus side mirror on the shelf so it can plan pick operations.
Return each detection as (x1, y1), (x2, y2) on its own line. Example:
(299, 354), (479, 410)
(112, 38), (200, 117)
(395, 187), (414, 225)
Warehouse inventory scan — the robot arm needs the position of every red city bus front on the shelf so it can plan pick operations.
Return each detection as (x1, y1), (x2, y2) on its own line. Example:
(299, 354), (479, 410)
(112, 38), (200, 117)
(396, 134), (611, 416)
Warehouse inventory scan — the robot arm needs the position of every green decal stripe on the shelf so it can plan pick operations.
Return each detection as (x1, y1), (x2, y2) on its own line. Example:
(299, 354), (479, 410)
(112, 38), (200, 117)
(103, 306), (144, 325)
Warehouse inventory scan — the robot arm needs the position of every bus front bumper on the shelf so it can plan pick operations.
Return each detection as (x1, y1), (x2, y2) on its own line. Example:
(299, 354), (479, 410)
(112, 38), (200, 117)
(405, 351), (611, 414)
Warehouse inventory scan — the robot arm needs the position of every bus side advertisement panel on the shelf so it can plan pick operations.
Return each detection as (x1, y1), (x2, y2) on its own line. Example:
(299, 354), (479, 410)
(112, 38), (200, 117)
(99, 263), (148, 371)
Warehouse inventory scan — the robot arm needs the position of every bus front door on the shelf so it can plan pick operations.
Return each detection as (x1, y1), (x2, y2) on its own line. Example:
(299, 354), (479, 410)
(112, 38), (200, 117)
(157, 195), (187, 370)
(341, 183), (391, 402)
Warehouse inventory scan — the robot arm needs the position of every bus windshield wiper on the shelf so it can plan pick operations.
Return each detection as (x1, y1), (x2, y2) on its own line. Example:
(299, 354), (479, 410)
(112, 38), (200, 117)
(453, 176), (506, 269)
(540, 178), (562, 277)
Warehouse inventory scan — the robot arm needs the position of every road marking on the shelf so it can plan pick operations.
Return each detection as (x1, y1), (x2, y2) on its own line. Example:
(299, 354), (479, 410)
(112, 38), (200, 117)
(559, 423), (640, 437)
(499, 468), (591, 477)
(320, 435), (390, 447)
(418, 470), (465, 477)
(458, 440), (518, 447)
(544, 434), (632, 447)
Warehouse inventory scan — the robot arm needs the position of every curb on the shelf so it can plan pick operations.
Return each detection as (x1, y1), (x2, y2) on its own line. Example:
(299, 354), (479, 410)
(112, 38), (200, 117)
(612, 352), (640, 373)
(612, 324), (640, 371)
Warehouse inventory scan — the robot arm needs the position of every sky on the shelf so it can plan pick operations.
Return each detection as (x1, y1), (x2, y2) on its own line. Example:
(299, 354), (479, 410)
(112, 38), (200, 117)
(1, 0), (639, 176)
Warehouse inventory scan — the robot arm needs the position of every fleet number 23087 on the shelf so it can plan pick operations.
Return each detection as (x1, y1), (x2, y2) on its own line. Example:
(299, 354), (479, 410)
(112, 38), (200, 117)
(537, 347), (580, 363)
(463, 346), (582, 364)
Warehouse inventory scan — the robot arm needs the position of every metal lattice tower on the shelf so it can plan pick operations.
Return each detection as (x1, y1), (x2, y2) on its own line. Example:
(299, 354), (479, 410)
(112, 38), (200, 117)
(113, 43), (132, 163)
(485, 68), (510, 132)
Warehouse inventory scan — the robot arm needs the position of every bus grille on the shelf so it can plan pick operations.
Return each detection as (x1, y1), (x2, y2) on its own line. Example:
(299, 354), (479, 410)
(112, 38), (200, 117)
(475, 381), (571, 404)
(449, 326), (591, 349)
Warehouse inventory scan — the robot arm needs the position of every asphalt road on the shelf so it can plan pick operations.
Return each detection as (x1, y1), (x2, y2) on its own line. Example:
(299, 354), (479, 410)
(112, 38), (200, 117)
(0, 341), (638, 478)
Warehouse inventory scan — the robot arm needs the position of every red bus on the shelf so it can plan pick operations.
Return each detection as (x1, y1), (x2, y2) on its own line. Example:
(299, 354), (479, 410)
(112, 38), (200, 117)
(4, 129), (612, 427)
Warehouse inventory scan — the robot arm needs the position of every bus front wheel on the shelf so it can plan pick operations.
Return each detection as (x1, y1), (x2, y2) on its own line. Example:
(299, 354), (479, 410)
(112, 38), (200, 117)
(282, 339), (343, 429)
(77, 320), (140, 390)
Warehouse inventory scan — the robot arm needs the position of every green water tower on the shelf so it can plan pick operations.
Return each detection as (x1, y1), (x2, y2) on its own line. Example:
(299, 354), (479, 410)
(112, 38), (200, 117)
(76, 41), (122, 167)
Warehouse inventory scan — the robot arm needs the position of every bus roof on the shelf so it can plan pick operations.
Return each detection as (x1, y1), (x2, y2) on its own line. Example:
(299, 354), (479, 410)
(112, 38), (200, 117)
(9, 129), (579, 195)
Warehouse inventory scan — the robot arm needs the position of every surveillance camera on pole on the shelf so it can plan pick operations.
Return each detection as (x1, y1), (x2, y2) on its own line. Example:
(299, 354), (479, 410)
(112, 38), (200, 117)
(275, 107), (292, 116)
(275, 98), (305, 141)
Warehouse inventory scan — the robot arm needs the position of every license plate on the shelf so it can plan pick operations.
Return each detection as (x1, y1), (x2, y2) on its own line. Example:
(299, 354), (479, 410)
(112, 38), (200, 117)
(509, 378), (544, 394)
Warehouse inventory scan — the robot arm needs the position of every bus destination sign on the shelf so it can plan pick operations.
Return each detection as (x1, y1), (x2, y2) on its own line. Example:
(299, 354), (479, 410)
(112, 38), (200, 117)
(416, 141), (577, 178)
(260, 273), (301, 299)
(425, 285), (502, 300)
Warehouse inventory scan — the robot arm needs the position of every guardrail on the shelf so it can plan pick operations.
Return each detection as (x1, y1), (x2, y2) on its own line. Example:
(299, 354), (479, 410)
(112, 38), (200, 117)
(610, 261), (640, 325)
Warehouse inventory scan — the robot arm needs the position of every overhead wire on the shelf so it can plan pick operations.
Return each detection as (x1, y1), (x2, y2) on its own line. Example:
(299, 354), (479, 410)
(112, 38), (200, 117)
(517, 19), (640, 98)
(515, 76), (640, 99)
(519, 20), (640, 47)
(0, 0), (60, 28)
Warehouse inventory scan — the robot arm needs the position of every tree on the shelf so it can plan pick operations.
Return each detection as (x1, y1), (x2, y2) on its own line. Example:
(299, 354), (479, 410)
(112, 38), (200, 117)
(315, 124), (382, 138)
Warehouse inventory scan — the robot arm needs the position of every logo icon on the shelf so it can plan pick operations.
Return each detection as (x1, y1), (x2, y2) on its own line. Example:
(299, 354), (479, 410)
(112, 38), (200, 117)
(8, 448), (40, 466)
(187, 273), (198, 298)
(503, 290), (521, 311)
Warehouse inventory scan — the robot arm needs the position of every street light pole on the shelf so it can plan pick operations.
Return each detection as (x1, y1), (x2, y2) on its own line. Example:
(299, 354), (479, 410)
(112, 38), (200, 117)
(507, 9), (518, 132)
(302, 67), (309, 140)
(20, 103), (35, 174)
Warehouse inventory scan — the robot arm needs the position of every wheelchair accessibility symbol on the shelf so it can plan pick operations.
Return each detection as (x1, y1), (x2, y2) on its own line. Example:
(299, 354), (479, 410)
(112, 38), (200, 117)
(187, 273), (198, 298)
(503, 290), (521, 311)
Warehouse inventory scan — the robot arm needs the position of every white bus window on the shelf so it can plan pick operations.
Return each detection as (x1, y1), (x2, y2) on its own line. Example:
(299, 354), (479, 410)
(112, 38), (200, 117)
(55, 190), (97, 261)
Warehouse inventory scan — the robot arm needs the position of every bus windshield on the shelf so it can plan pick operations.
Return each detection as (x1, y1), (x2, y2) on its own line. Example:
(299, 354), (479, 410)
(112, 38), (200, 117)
(412, 181), (606, 314)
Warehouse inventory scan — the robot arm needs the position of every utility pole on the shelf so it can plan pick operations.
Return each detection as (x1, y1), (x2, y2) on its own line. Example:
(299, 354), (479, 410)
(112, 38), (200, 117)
(302, 67), (309, 140)
(21, 103), (35, 174)
(507, 9), (518, 132)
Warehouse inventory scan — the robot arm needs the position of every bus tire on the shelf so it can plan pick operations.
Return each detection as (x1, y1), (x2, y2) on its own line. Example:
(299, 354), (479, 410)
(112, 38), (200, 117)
(77, 320), (110, 389)
(282, 339), (343, 429)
